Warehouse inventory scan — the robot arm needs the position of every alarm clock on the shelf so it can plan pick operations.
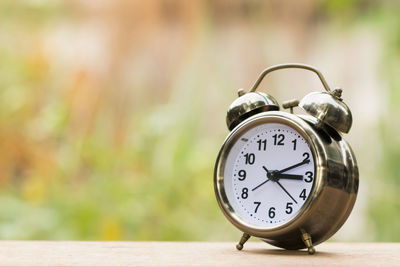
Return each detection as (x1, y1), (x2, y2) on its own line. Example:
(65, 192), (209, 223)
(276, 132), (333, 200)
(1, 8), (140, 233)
(214, 63), (359, 254)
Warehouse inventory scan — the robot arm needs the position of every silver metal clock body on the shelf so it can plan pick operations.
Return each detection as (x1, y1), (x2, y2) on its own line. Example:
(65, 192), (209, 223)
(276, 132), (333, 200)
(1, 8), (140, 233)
(214, 111), (358, 250)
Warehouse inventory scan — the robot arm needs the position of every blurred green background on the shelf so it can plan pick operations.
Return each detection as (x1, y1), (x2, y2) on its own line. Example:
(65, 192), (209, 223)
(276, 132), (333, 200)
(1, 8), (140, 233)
(0, 0), (399, 241)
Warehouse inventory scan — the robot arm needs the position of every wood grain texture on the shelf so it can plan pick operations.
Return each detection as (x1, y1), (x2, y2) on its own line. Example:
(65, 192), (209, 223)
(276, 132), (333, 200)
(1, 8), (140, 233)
(0, 242), (398, 267)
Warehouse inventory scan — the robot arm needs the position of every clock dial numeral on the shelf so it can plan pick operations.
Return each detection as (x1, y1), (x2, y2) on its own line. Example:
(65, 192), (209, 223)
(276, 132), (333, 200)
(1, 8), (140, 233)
(268, 207), (276, 218)
(292, 139), (297, 150)
(299, 189), (307, 200)
(241, 188), (249, 199)
(272, 134), (285, 145)
(285, 202), (293, 214)
(253, 202), (261, 213)
(304, 171), (313, 183)
(244, 153), (255, 165)
(303, 152), (310, 161)
(257, 139), (267, 151)
(238, 170), (246, 181)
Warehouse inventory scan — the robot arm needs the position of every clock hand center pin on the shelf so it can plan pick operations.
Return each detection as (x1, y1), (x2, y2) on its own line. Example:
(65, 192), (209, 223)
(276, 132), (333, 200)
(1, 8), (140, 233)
(252, 165), (304, 191)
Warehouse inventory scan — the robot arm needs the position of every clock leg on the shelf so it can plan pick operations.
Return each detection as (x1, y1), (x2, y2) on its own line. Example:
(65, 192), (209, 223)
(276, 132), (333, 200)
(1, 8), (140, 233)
(236, 233), (251, 250)
(300, 229), (315, 255)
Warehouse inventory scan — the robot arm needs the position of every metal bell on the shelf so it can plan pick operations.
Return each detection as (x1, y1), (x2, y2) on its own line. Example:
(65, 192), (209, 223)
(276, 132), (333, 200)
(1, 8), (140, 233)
(226, 91), (279, 130)
(299, 89), (353, 133)
(229, 63), (353, 133)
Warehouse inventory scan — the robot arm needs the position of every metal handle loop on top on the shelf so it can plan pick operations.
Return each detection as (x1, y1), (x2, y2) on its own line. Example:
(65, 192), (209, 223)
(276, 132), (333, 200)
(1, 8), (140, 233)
(249, 63), (332, 93)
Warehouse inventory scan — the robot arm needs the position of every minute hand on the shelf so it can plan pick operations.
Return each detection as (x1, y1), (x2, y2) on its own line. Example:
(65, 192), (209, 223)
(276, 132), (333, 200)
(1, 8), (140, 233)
(276, 159), (310, 174)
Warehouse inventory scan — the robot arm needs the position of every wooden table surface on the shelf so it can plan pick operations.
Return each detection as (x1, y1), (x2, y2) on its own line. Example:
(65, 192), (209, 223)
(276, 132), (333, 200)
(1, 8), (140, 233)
(0, 241), (398, 267)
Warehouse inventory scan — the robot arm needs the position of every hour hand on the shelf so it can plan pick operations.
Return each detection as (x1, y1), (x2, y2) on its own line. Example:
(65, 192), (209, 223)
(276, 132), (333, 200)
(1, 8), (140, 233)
(273, 173), (303, 180)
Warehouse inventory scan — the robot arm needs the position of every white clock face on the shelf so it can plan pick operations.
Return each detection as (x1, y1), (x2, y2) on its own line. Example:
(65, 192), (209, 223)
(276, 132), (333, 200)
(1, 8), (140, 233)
(223, 122), (315, 228)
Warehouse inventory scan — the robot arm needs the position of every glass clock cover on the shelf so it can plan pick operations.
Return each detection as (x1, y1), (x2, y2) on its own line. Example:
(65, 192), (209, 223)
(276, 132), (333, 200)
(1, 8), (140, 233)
(223, 122), (315, 228)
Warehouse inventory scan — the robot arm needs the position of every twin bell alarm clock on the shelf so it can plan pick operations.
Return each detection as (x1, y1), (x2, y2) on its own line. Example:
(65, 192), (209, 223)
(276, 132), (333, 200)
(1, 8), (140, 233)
(214, 63), (359, 254)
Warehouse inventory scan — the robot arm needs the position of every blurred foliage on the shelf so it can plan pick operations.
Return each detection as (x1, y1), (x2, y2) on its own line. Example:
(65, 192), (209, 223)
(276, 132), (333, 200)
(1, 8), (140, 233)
(0, 0), (398, 241)
(367, 5), (400, 241)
